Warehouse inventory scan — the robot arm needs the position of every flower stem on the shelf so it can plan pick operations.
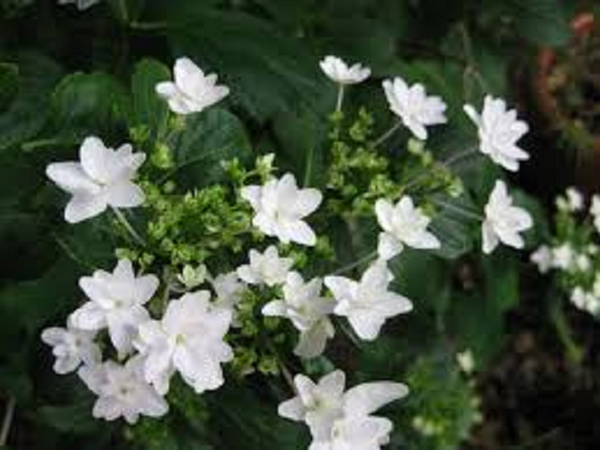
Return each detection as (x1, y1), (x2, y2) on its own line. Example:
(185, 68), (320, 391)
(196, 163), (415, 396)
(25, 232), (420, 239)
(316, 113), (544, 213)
(0, 397), (15, 446)
(441, 148), (478, 168)
(332, 251), (378, 276)
(111, 208), (146, 247)
(549, 299), (583, 365)
(335, 84), (345, 112)
(372, 120), (402, 147)
(432, 198), (484, 221)
(129, 21), (168, 31)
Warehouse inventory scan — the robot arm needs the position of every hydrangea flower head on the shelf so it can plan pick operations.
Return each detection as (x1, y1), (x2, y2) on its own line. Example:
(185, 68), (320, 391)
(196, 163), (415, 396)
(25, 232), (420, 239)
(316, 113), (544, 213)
(263, 272), (335, 358)
(69, 259), (159, 355)
(242, 173), (323, 246)
(482, 180), (533, 254)
(375, 196), (440, 260)
(46, 136), (145, 223)
(319, 56), (371, 85)
(382, 77), (447, 140)
(324, 261), (413, 340)
(156, 57), (229, 115)
(464, 96), (529, 172)
(78, 357), (168, 424)
(135, 291), (233, 395)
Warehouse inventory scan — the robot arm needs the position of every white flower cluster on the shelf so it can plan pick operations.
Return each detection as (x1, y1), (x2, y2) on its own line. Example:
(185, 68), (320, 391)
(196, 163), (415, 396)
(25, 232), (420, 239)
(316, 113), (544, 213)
(40, 54), (536, 450)
(531, 187), (600, 316)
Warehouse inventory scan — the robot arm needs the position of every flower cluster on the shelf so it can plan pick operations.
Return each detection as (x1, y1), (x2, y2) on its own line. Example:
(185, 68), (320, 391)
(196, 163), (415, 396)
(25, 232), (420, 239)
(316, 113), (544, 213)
(41, 55), (536, 449)
(531, 187), (600, 316)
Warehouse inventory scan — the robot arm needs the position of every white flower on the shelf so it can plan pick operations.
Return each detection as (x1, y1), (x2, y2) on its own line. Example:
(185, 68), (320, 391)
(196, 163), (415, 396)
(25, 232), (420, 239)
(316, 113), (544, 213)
(70, 259), (159, 355)
(156, 57), (229, 115)
(566, 187), (584, 211)
(382, 77), (447, 140)
(576, 254), (592, 272)
(278, 370), (407, 443)
(241, 173), (323, 246)
(46, 137), (145, 223)
(135, 291), (233, 395)
(375, 196), (440, 260)
(319, 56), (371, 85)
(263, 273), (336, 358)
(570, 287), (600, 315)
(309, 416), (394, 450)
(78, 357), (168, 424)
(530, 245), (553, 274)
(58, 0), (101, 10)
(324, 261), (413, 340)
(481, 180), (533, 254)
(237, 246), (294, 287)
(41, 320), (101, 374)
(590, 195), (600, 233)
(211, 271), (246, 310)
(464, 96), (529, 172)
(552, 244), (574, 270)
(456, 350), (475, 375)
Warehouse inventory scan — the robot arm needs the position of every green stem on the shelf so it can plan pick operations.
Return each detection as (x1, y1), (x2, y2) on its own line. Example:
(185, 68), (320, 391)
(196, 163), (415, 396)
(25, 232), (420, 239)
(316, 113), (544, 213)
(129, 21), (168, 31)
(550, 299), (583, 365)
(303, 145), (315, 187)
(441, 148), (478, 168)
(0, 397), (15, 446)
(431, 198), (484, 221)
(335, 84), (345, 112)
(372, 120), (403, 147)
(111, 208), (146, 247)
(332, 251), (378, 276)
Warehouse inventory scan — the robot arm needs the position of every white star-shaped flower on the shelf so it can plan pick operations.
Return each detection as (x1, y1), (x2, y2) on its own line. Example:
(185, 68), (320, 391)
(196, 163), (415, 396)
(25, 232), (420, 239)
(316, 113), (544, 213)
(46, 136), (145, 223)
(482, 180), (533, 254)
(382, 77), (447, 140)
(156, 57), (229, 115)
(134, 291), (233, 395)
(319, 56), (371, 85)
(236, 246), (294, 287)
(530, 245), (553, 274)
(57, 0), (101, 10)
(309, 416), (394, 450)
(242, 173), (323, 246)
(211, 271), (246, 310)
(69, 259), (159, 355)
(464, 96), (529, 172)
(78, 357), (168, 424)
(552, 243), (574, 270)
(278, 370), (407, 445)
(375, 196), (441, 260)
(41, 319), (101, 374)
(263, 272), (336, 359)
(324, 261), (413, 340)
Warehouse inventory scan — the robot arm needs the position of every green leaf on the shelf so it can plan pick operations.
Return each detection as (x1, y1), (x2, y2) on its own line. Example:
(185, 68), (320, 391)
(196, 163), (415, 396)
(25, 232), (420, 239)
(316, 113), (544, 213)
(170, 108), (252, 188)
(50, 71), (129, 138)
(167, 4), (323, 122)
(509, 0), (570, 47)
(37, 402), (101, 435)
(130, 58), (171, 144)
(0, 52), (63, 151)
(0, 62), (18, 110)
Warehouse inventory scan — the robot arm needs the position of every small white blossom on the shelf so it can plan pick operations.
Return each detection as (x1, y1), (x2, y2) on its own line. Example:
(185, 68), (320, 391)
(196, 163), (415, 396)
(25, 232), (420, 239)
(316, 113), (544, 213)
(241, 173), (323, 246)
(570, 287), (600, 315)
(456, 350), (475, 375)
(78, 357), (168, 424)
(576, 254), (592, 272)
(319, 56), (371, 85)
(156, 57), (229, 115)
(41, 320), (101, 374)
(278, 370), (407, 445)
(58, 0), (101, 10)
(263, 273), (336, 359)
(211, 271), (246, 311)
(46, 136), (145, 223)
(324, 261), (413, 340)
(309, 416), (394, 450)
(382, 77), (447, 140)
(135, 291), (233, 395)
(464, 96), (529, 172)
(552, 244), (574, 270)
(375, 196), (440, 260)
(590, 195), (600, 233)
(530, 245), (553, 274)
(566, 187), (584, 211)
(237, 246), (294, 287)
(70, 259), (159, 355)
(482, 180), (533, 254)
